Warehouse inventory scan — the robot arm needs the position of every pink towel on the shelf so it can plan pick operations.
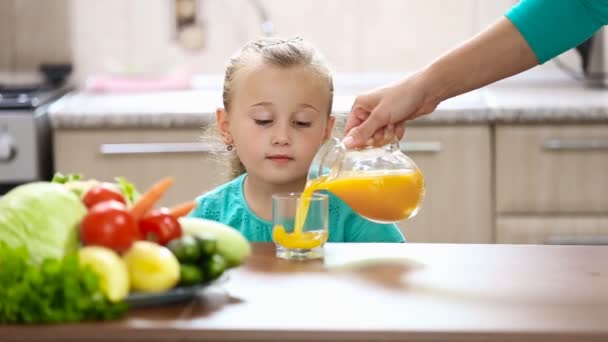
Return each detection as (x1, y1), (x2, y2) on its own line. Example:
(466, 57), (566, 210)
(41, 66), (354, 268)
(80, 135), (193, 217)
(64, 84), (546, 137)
(86, 74), (191, 93)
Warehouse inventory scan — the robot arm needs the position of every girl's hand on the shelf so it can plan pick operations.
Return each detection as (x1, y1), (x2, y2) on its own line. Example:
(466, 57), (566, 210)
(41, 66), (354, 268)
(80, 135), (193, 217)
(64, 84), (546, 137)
(342, 73), (439, 148)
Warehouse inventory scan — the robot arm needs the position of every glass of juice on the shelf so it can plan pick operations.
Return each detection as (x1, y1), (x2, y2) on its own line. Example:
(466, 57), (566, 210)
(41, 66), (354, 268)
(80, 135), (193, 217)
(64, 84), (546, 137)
(272, 192), (329, 260)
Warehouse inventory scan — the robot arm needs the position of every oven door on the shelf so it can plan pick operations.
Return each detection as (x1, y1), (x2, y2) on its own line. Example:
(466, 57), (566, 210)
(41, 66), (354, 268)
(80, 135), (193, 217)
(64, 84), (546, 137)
(0, 111), (50, 195)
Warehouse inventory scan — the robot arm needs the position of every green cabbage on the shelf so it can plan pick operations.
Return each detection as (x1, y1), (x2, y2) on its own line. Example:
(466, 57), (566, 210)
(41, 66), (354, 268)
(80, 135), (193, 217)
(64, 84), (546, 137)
(0, 182), (86, 264)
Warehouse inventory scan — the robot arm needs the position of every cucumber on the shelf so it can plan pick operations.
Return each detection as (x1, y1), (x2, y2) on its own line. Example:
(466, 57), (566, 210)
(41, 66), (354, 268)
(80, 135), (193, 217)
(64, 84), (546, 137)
(178, 217), (251, 268)
(179, 263), (204, 286)
(195, 235), (217, 258)
(202, 254), (227, 281)
(166, 235), (202, 263)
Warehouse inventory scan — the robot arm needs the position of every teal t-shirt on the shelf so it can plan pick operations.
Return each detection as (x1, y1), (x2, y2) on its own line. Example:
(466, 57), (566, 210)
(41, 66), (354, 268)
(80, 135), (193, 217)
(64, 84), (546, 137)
(188, 174), (405, 243)
(506, 0), (608, 63)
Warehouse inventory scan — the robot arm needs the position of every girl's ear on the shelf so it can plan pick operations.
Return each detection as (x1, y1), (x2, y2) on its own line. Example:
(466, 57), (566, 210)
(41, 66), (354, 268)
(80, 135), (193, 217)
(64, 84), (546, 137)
(323, 115), (336, 140)
(216, 108), (233, 144)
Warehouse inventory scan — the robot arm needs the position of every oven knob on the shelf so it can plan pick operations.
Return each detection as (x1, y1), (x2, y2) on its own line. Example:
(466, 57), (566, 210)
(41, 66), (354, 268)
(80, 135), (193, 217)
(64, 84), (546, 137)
(0, 132), (17, 162)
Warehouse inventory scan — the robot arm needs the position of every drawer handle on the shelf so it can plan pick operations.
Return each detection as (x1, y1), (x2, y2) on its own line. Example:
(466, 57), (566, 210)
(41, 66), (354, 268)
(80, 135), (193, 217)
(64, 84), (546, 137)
(100, 142), (217, 155)
(543, 139), (608, 151)
(399, 141), (442, 153)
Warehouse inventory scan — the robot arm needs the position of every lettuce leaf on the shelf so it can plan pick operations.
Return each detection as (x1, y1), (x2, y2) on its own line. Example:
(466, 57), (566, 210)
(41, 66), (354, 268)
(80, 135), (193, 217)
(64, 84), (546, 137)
(115, 177), (140, 206)
(0, 182), (86, 264)
(51, 172), (140, 205)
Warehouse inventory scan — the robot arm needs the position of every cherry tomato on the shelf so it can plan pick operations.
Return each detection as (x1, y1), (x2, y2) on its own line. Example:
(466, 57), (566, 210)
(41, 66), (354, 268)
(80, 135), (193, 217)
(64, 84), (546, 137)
(80, 200), (141, 252)
(139, 208), (183, 245)
(83, 183), (126, 209)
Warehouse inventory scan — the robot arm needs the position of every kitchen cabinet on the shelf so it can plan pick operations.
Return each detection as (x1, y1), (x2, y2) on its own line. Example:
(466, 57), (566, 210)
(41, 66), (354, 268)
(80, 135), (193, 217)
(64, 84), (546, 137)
(496, 216), (608, 244)
(49, 71), (608, 245)
(53, 128), (229, 207)
(398, 125), (493, 243)
(54, 123), (608, 245)
(495, 124), (608, 244)
(54, 124), (493, 243)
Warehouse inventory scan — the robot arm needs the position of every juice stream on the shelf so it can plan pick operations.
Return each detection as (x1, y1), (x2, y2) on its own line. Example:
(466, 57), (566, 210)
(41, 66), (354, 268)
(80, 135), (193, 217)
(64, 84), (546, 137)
(273, 169), (424, 249)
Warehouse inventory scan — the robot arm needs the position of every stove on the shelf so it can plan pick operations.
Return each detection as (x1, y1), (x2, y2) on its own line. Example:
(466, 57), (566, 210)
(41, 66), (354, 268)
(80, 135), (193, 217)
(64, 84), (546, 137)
(0, 84), (70, 109)
(0, 84), (71, 194)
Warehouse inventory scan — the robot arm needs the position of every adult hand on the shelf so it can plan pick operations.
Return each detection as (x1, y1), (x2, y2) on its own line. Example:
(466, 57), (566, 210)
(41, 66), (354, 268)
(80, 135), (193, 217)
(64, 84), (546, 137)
(342, 73), (439, 149)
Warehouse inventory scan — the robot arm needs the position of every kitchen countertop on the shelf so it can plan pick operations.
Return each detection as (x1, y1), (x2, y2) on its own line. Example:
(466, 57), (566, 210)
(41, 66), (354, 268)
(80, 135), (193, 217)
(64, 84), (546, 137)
(48, 70), (608, 129)
(4, 243), (608, 342)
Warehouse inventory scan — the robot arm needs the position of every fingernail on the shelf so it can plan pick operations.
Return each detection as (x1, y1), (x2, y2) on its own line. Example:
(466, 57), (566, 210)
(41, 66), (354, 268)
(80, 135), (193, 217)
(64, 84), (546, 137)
(342, 136), (354, 147)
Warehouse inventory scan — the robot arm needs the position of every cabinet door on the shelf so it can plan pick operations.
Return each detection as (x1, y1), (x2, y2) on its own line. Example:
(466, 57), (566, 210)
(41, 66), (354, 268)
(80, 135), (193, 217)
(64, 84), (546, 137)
(496, 216), (608, 244)
(397, 125), (492, 243)
(54, 129), (230, 207)
(496, 125), (608, 214)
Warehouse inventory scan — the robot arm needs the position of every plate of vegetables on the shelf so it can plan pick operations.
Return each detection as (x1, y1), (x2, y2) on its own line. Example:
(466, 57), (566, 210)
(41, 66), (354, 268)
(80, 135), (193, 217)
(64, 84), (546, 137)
(0, 173), (251, 323)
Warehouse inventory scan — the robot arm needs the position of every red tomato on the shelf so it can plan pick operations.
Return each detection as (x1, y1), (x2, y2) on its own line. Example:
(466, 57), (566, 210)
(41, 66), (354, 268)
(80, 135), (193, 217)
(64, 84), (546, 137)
(83, 183), (126, 209)
(139, 208), (182, 245)
(80, 200), (141, 252)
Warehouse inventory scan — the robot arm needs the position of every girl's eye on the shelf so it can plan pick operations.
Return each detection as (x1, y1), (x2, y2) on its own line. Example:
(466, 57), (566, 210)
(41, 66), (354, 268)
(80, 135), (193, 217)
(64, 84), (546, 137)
(254, 119), (273, 126)
(293, 121), (312, 128)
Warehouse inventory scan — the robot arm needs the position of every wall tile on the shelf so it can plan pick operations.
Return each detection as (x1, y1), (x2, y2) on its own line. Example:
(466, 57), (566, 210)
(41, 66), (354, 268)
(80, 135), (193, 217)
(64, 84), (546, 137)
(70, 0), (536, 85)
(258, 0), (359, 72)
(14, 0), (70, 71)
(355, 0), (478, 72)
(70, 0), (130, 82)
(474, 0), (517, 32)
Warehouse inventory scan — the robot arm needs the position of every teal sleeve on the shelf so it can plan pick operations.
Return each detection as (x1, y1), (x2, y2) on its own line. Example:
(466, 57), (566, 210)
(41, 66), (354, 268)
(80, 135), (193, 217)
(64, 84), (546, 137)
(345, 216), (406, 243)
(505, 0), (608, 63)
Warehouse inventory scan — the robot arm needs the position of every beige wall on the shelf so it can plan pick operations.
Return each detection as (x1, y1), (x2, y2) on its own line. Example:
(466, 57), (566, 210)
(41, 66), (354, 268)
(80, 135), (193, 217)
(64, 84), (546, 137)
(69, 0), (519, 86)
(9, 0), (582, 87)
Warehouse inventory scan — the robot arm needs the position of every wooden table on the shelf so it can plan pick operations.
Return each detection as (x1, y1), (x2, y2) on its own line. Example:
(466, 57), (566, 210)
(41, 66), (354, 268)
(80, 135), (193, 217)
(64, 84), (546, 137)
(4, 243), (608, 341)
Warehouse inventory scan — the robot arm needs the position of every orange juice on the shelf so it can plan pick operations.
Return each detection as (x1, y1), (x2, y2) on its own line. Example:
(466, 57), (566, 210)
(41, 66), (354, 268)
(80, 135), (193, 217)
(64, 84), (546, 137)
(272, 225), (328, 249)
(320, 169), (424, 222)
(273, 168), (424, 249)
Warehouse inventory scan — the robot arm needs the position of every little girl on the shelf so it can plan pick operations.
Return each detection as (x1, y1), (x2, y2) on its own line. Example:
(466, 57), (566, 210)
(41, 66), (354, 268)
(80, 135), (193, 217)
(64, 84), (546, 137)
(189, 36), (404, 243)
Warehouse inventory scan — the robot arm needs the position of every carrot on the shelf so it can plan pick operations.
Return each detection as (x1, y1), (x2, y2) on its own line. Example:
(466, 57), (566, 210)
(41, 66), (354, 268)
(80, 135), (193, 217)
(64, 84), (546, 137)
(130, 177), (175, 220)
(168, 201), (196, 219)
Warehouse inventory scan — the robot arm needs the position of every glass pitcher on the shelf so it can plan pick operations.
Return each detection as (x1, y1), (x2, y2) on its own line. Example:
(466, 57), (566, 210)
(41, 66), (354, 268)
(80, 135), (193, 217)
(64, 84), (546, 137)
(307, 137), (425, 223)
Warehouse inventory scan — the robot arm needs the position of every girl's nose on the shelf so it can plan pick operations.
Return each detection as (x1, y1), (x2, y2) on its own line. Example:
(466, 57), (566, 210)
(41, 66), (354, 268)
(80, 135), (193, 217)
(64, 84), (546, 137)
(271, 124), (291, 146)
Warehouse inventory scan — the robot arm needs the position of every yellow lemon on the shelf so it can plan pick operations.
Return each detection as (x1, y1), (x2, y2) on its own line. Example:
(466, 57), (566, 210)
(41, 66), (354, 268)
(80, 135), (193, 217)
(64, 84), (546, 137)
(122, 241), (180, 293)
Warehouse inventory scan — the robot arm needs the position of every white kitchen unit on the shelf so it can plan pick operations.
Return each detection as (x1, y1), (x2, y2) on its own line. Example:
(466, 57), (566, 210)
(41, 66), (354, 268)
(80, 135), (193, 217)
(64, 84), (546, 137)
(54, 128), (228, 208)
(495, 124), (608, 244)
(50, 72), (608, 244)
(397, 125), (492, 243)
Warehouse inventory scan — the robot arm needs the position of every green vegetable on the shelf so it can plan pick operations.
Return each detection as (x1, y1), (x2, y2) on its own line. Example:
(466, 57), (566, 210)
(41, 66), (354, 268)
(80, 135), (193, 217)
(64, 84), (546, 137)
(51, 172), (140, 206)
(179, 264), (203, 286)
(114, 176), (141, 206)
(0, 242), (127, 323)
(51, 172), (82, 184)
(179, 217), (251, 268)
(195, 235), (218, 257)
(202, 254), (227, 281)
(167, 236), (202, 263)
(0, 182), (87, 264)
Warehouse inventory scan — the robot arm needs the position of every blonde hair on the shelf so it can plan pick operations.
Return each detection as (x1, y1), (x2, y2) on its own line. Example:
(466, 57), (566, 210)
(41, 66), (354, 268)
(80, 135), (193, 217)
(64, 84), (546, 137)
(219, 36), (334, 179)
